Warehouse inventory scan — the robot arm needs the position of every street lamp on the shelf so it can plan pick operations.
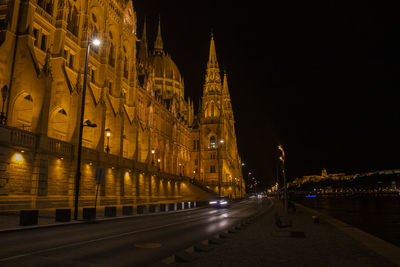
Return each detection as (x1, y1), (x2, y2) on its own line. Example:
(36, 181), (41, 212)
(105, 128), (111, 153)
(0, 85), (8, 125)
(278, 144), (288, 215)
(73, 38), (101, 220)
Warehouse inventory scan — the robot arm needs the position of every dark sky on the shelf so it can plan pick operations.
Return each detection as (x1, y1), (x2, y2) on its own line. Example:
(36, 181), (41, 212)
(133, 0), (400, 189)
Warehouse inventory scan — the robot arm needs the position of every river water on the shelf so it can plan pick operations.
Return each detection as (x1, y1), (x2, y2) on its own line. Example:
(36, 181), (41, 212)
(295, 197), (400, 247)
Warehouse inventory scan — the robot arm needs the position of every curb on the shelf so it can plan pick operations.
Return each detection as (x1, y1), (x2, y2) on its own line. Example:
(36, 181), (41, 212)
(0, 206), (207, 234)
(157, 200), (275, 265)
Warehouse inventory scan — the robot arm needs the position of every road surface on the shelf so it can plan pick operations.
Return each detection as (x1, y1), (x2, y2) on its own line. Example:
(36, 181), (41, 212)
(0, 198), (269, 266)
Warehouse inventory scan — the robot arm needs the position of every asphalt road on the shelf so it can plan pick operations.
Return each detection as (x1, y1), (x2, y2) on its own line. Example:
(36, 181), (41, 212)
(0, 198), (269, 266)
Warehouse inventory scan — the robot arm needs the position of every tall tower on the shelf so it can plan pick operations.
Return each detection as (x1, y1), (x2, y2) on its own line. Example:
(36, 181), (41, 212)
(200, 34), (224, 195)
(198, 34), (244, 198)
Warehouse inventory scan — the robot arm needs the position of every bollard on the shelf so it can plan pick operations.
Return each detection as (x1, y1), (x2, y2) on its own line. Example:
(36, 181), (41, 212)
(137, 205), (147, 214)
(83, 208), (96, 220)
(177, 202), (184, 210)
(105, 207), (117, 217)
(149, 204), (159, 213)
(20, 210), (38, 226)
(55, 209), (71, 222)
(160, 203), (169, 212)
(122, 206), (133, 216)
(168, 203), (177, 211)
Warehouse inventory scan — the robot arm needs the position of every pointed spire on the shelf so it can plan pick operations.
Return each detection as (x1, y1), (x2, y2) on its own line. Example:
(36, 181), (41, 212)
(223, 71), (230, 96)
(154, 16), (164, 54)
(208, 31), (218, 68)
(142, 17), (147, 42)
(203, 33), (222, 94)
(138, 18), (149, 75)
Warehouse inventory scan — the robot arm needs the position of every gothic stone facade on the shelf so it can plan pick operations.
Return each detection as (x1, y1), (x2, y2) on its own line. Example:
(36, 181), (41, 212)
(0, 0), (244, 211)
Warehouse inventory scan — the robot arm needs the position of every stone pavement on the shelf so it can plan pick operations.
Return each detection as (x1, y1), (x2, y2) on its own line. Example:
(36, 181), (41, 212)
(167, 201), (400, 267)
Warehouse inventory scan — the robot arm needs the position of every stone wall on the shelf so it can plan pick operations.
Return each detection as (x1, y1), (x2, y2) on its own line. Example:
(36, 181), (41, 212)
(0, 125), (215, 211)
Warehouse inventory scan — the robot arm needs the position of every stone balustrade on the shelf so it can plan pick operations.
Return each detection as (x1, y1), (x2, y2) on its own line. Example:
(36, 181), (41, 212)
(0, 125), (36, 148)
(48, 137), (73, 157)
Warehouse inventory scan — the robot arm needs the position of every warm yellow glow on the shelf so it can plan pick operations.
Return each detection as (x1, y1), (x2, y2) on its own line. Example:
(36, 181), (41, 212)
(151, 149), (155, 154)
(92, 39), (101, 46)
(106, 132), (111, 137)
(12, 153), (23, 163)
(21, 150), (24, 153)
(157, 158), (161, 163)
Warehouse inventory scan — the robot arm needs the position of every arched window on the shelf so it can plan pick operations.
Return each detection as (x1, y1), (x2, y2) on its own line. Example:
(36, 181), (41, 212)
(210, 136), (216, 149)
(48, 108), (68, 140)
(12, 93), (34, 131)
(67, 6), (79, 36)
(123, 56), (128, 78)
(109, 42), (115, 67)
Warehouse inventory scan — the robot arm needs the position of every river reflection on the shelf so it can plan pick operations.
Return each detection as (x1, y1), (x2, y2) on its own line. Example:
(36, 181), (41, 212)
(296, 197), (400, 247)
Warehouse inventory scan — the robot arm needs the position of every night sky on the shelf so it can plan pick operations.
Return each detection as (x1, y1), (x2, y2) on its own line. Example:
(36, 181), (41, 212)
(133, 0), (400, 189)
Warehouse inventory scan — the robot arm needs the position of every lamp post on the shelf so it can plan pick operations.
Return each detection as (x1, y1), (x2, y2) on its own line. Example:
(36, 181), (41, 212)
(278, 145), (288, 215)
(0, 85), (8, 125)
(105, 128), (111, 153)
(73, 38), (101, 220)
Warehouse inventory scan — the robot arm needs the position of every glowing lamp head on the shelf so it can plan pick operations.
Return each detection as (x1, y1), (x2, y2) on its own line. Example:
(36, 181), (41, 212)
(151, 150), (155, 154)
(13, 153), (23, 163)
(92, 39), (101, 46)
(106, 132), (111, 137)
(157, 158), (161, 163)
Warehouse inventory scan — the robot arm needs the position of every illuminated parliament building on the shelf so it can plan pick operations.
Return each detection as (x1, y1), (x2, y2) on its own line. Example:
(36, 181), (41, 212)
(0, 0), (244, 211)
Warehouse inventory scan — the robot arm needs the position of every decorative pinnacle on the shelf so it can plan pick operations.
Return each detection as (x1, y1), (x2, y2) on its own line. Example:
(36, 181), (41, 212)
(154, 16), (164, 53)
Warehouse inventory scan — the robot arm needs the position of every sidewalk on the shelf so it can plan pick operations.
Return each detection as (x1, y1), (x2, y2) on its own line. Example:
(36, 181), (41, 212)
(169, 201), (400, 267)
